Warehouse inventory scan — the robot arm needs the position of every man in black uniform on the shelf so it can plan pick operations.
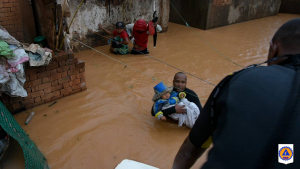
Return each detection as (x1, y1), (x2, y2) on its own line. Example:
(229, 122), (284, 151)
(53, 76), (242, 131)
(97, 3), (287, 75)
(151, 72), (203, 118)
(172, 18), (300, 169)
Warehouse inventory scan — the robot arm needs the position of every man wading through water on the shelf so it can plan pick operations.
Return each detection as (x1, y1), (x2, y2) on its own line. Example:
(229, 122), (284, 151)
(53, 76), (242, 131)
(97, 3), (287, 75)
(172, 18), (300, 169)
(151, 72), (203, 119)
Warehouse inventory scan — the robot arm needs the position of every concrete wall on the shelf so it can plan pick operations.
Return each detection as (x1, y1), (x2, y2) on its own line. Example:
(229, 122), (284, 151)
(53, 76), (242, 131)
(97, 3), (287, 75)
(207, 0), (282, 29)
(169, 0), (209, 30)
(280, 0), (300, 14)
(169, 0), (282, 30)
(0, 0), (36, 43)
(65, 0), (169, 48)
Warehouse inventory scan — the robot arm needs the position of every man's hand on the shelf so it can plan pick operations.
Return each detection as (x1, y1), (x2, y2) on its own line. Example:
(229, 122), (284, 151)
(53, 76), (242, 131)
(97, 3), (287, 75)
(175, 104), (186, 114)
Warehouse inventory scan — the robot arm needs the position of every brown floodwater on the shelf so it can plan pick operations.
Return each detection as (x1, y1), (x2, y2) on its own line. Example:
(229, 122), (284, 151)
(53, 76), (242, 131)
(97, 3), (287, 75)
(6, 14), (299, 169)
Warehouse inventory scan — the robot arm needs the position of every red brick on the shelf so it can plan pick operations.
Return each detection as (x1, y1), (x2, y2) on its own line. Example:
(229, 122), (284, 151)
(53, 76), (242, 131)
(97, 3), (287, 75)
(44, 88), (51, 94)
(50, 69), (57, 75)
(35, 97), (41, 103)
(57, 67), (62, 73)
(66, 50), (76, 59)
(55, 54), (68, 62)
(44, 98), (52, 103)
(33, 101), (44, 107)
(70, 75), (76, 81)
(38, 66), (45, 72)
(0, 4), (3, 8)
(22, 98), (34, 105)
(62, 65), (69, 72)
(63, 82), (69, 88)
(28, 74), (37, 81)
(37, 71), (51, 79)
(76, 60), (85, 68)
(8, 27), (17, 33)
(51, 84), (63, 92)
(68, 69), (79, 76)
(31, 90), (44, 98)
(4, 3), (14, 8)
(66, 58), (78, 65)
(24, 82), (29, 88)
(24, 89), (31, 95)
(13, 2), (19, 7)
(28, 79), (42, 87)
(61, 71), (68, 78)
(53, 91), (60, 97)
(60, 87), (72, 96)
(69, 64), (75, 70)
(26, 69), (38, 75)
(25, 104), (33, 110)
(52, 80), (58, 86)
(72, 85), (80, 90)
(50, 73), (62, 81)
(59, 61), (66, 67)
(31, 86), (39, 92)
(12, 102), (20, 109)
(41, 93), (53, 101)
(46, 62), (59, 71)
(69, 79), (80, 86)
(76, 73), (84, 79)
(9, 97), (21, 104)
(79, 67), (85, 73)
(51, 95), (63, 101)
(42, 77), (50, 83)
(70, 88), (82, 95)
(38, 82), (52, 90)
(58, 76), (70, 84)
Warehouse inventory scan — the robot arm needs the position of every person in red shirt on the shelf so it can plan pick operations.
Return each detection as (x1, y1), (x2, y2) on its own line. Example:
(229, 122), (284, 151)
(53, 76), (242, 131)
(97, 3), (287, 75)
(130, 19), (157, 54)
(99, 22), (130, 55)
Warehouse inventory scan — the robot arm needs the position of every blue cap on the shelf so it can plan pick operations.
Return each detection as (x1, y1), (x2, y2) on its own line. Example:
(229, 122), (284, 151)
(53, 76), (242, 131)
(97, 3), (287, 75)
(116, 22), (124, 28)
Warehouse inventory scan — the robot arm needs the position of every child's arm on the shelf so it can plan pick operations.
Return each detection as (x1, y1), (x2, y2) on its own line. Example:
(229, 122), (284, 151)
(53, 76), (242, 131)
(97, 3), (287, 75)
(153, 99), (167, 120)
(98, 24), (114, 36)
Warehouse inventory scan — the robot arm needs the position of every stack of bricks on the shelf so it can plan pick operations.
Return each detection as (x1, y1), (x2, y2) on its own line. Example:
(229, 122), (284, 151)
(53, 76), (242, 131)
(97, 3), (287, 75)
(0, 0), (24, 42)
(1, 51), (87, 114)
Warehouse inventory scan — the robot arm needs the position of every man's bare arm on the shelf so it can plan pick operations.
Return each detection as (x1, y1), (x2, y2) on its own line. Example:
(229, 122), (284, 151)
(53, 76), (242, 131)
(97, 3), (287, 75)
(172, 137), (207, 169)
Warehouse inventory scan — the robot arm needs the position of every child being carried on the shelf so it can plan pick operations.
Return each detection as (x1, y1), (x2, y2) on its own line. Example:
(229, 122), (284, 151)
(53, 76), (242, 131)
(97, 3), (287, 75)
(152, 82), (200, 128)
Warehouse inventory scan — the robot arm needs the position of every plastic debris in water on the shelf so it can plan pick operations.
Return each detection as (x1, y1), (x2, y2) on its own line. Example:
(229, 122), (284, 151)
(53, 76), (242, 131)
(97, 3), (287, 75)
(25, 112), (35, 125)
(43, 114), (47, 117)
(129, 85), (133, 88)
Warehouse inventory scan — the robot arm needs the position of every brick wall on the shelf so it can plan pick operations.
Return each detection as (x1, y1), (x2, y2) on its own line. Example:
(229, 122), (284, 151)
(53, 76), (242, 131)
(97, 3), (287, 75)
(1, 51), (87, 114)
(0, 0), (24, 42)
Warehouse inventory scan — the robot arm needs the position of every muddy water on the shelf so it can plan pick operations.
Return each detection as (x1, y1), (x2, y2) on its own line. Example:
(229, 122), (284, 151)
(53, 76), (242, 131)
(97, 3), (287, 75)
(9, 14), (299, 169)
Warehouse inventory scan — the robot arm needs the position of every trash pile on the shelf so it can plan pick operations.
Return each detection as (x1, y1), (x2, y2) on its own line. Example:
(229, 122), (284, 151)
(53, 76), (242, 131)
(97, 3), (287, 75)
(0, 26), (52, 98)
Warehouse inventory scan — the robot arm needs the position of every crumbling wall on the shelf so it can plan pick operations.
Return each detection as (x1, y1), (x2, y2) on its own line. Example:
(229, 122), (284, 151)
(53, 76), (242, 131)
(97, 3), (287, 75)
(170, 0), (282, 30)
(65, 0), (169, 48)
(0, 0), (36, 43)
(206, 0), (282, 29)
(1, 51), (87, 114)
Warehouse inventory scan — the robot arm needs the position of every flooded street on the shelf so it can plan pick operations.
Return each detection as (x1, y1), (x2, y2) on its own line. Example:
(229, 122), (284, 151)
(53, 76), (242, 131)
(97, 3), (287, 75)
(9, 14), (299, 169)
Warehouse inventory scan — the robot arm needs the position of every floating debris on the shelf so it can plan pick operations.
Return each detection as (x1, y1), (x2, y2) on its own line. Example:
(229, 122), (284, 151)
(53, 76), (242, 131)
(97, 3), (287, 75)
(48, 101), (57, 107)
